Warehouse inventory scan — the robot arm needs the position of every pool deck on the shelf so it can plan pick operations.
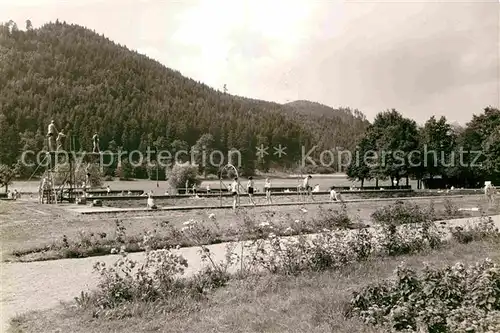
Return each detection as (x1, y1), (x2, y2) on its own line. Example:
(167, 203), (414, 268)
(68, 194), (480, 214)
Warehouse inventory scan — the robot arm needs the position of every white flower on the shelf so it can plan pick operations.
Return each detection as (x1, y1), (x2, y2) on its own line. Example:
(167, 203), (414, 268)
(181, 226), (189, 232)
(294, 219), (300, 224)
(110, 248), (117, 254)
(300, 208), (308, 213)
(284, 227), (294, 234)
(259, 221), (270, 227)
(175, 245), (181, 250)
(208, 213), (216, 220)
(183, 219), (196, 226)
(268, 232), (277, 239)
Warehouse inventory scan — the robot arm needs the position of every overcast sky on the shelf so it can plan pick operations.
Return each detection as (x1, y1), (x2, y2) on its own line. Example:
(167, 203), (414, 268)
(1, 0), (499, 125)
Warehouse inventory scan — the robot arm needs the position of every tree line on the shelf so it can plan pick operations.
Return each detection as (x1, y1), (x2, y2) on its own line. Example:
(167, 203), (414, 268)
(346, 107), (500, 188)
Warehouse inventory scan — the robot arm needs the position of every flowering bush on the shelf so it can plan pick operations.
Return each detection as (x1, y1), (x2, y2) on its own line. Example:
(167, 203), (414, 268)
(242, 220), (442, 276)
(58, 221), (128, 259)
(447, 307), (500, 332)
(84, 216), (240, 317)
(371, 200), (436, 226)
(313, 203), (353, 230)
(451, 215), (500, 244)
(180, 218), (223, 245)
(373, 220), (444, 256)
(77, 202), (496, 324)
(92, 246), (189, 311)
(236, 209), (279, 241)
(188, 242), (239, 295)
(443, 198), (461, 218)
(347, 259), (500, 332)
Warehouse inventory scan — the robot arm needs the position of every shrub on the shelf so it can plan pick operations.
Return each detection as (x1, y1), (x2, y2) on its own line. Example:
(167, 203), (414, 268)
(374, 221), (443, 256)
(243, 221), (441, 276)
(347, 259), (500, 332)
(180, 218), (223, 246)
(189, 243), (239, 293)
(447, 307), (500, 332)
(168, 164), (200, 191)
(85, 227), (239, 316)
(371, 200), (435, 226)
(348, 228), (373, 261)
(451, 215), (500, 244)
(313, 203), (353, 230)
(443, 198), (461, 218)
(92, 248), (189, 310)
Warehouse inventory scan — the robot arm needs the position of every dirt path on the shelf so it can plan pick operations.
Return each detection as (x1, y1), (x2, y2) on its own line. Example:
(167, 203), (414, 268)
(2, 214), (500, 331)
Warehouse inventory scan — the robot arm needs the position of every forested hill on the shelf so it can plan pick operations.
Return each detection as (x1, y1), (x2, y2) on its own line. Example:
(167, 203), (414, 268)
(285, 100), (365, 120)
(283, 100), (369, 152)
(0, 20), (369, 174)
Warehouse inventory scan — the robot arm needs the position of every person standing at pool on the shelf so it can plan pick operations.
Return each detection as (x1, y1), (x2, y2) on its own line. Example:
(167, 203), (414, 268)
(231, 177), (240, 210)
(485, 182), (496, 206)
(264, 177), (272, 204)
(39, 177), (47, 203)
(247, 176), (256, 206)
(303, 175), (313, 201)
(147, 191), (157, 209)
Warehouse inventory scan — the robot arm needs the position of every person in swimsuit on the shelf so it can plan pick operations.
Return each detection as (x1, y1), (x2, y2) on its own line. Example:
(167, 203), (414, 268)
(231, 177), (240, 210)
(264, 177), (272, 204)
(485, 182), (496, 206)
(302, 175), (313, 201)
(330, 186), (341, 202)
(247, 176), (256, 206)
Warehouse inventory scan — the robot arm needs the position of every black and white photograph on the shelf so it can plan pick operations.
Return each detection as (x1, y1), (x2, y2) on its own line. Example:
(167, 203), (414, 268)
(1, 0), (499, 332)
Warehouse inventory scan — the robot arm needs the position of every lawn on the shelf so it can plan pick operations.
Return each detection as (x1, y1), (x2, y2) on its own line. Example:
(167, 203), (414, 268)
(0, 195), (491, 262)
(9, 240), (500, 333)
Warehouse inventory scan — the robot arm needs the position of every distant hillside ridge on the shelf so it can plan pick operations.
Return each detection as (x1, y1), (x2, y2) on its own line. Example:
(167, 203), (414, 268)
(285, 100), (366, 120)
(284, 100), (370, 151)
